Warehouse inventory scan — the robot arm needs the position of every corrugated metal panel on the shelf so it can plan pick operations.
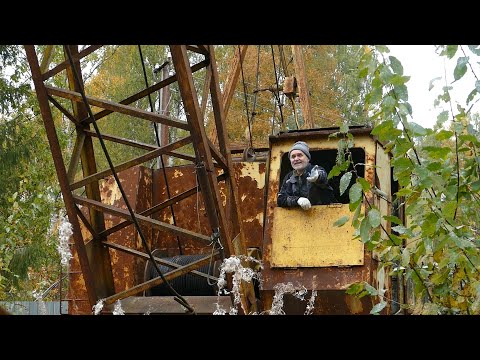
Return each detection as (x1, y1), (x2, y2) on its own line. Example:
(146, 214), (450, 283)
(0, 301), (68, 315)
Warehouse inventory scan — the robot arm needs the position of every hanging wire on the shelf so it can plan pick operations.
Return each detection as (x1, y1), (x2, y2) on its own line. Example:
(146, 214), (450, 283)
(238, 45), (253, 149)
(249, 45), (261, 136)
(271, 99), (277, 135)
(270, 45), (285, 127)
(138, 45), (183, 255)
(64, 45), (195, 314)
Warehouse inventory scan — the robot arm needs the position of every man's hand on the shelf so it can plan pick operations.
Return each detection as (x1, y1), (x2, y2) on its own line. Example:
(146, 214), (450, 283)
(297, 197), (311, 210)
(306, 165), (320, 183)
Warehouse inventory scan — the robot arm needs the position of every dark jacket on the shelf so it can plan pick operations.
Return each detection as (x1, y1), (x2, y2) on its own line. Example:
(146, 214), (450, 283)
(277, 163), (336, 207)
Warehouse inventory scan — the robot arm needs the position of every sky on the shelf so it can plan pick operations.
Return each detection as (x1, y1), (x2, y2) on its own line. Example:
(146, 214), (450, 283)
(387, 45), (478, 129)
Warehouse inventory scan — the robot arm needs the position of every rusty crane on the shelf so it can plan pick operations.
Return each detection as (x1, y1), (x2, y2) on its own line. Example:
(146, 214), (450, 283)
(26, 45), (402, 315)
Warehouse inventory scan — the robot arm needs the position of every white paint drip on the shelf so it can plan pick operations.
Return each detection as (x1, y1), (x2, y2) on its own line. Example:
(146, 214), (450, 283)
(214, 255), (263, 315)
(113, 300), (125, 315)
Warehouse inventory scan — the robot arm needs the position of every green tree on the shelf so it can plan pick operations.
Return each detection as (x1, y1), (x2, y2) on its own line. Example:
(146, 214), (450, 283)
(343, 45), (480, 314)
(0, 45), (65, 301)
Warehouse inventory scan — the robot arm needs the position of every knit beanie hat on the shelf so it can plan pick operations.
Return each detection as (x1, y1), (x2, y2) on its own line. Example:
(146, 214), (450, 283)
(288, 141), (311, 160)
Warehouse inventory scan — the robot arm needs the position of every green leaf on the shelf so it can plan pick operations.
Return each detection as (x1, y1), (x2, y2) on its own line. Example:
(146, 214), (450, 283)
(346, 282), (364, 295)
(454, 57), (468, 81)
(429, 76), (442, 91)
(435, 130), (453, 141)
(333, 215), (349, 227)
(393, 157), (413, 172)
(371, 229), (380, 244)
(389, 233), (403, 246)
(467, 89), (478, 105)
(360, 217), (371, 243)
(422, 146), (451, 159)
(384, 215), (402, 225)
(408, 122), (427, 135)
(357, 177), (370, 192)
(426, 162), (442, 171)
(349, 182), (363, 203)
(390, 75), (410, 86)
(398, 102), (412, 116)
(349, 198), (362, 212)
(375, 45), (390, 53)
(395, 187), (412, 196)
(339, 123), (349, 133)
(468, 45), (480, 55)
(370, 301), (387, 314)
(392, 225), (408, 234)
(476, 80), (480, 92)
(352, 200), (362, 227)
(383, 95), (396, 110)
(328, 164), (343, 179)
(368, 208), (381, 228)
(446, 45), (458, 59)
(394, 84), (408, 101)
(442, 201), (457, 219)
(401, 248), (410, 267)
(436, 110), (449, 126)
(389, 56), (403, 75)
(339, 172), (352, 195)
(421, 213), (437, 237)
(364, 283), (378, 297)
(459, 134), (478, 144)
(471, 180), (480, 192)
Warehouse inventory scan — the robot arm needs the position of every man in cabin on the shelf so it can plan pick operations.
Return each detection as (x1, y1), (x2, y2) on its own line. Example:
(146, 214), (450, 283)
(277, 141), (336, 210)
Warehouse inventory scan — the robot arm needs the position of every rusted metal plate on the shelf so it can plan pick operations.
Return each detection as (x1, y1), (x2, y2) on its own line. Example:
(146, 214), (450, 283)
(271, 205), (364, 267)
(151, 162), (266, 257)
(232, 162), (265, 249)
(102, 296), (232, 315)
(261, 289), (373, 315)
(72, 166), (149, 314)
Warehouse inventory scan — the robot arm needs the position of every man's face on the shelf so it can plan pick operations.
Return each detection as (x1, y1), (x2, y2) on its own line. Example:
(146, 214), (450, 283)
(290, 149), (309, 173)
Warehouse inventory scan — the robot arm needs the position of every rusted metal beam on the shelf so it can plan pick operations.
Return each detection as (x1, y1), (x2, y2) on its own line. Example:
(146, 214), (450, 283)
(45, 85), (190, 131)
(102, 253), (217, 305)
(47, 95), (79, 124)
(84, 129), (158, 151)
(208, 45), (248, 144)
(208, 45), (256, 314)
(92, 59), (209, 122)
(170, 45), (232, 258)
(72, 194), (212, 244)
(103, 241), (218, 281)
(200, 66), (212, 117)
(75, 204), (99, 239)
(97, 172), (227, 238)
(186, 45), (209, 55)
(208, 138), (228, 170)
(223, 45), (248, 118)
(66, 130), (85, 183)
(42, 45), (102, 80)
(63, 45), (115, 300)
(39, 45), (55, 74)
(102, 296), (230, 315)
(84, 129), (202, 166)
(24, 45), (97, 307)
(163, 151), (196, 163)
(291, 45), (314, 129)
(70, 136), (192, 190)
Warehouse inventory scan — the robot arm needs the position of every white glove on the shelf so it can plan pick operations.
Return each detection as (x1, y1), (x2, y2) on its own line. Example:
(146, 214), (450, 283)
(306, 165), (320, 183)
(297, 197), (311, 210)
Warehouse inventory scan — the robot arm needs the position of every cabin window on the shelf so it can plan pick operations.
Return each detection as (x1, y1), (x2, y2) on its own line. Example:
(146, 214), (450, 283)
(279, 147), (366, 204)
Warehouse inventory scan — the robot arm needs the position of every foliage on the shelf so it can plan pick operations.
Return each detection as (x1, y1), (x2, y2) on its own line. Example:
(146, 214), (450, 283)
(343, 45), (480, 314)
(207, 45), (374, 148)
(0, 46), (64, 301)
